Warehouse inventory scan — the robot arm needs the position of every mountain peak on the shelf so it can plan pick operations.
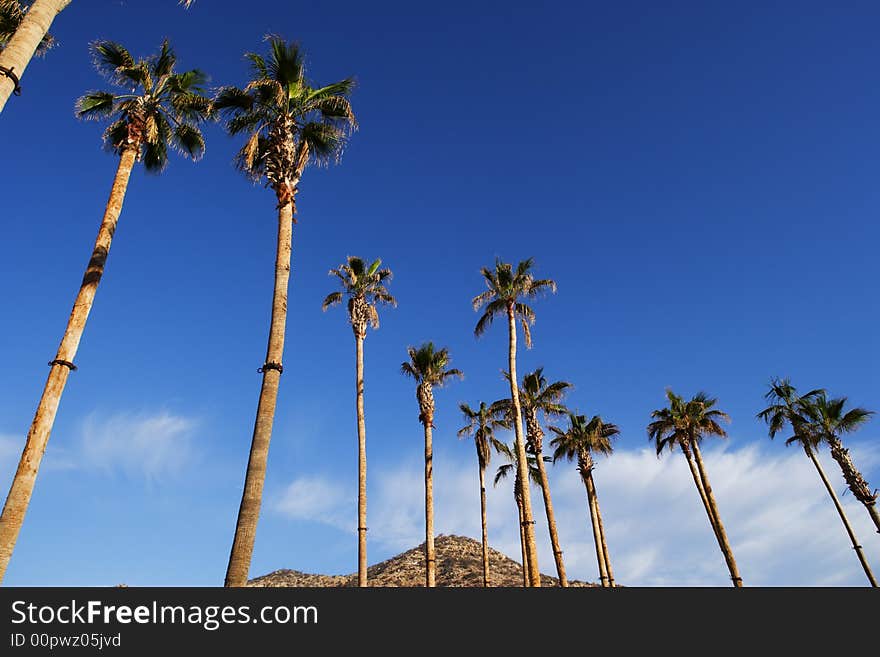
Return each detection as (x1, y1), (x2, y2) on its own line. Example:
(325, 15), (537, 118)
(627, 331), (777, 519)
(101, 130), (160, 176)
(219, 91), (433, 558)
(249, 534), (597, 587)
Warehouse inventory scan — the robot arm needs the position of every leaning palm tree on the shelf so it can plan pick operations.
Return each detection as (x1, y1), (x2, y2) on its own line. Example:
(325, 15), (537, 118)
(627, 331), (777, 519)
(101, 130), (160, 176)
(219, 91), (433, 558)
(803, 394), (879, 535)
(215, 37), (356, 588)
(550, 412), (620, 587)
(322, 256), (396, 587)
(401, 343), (462, 587)
(497, 368), (571, 586)
(0, 39), (211, 583)
(473, 257), (555, 586)
(0, 0), (68, 112)
(495, 445), (548, 587)
(759, 379), (877, 586)
(458, 400), (509, 587)
(0, 1), (54, 54)
(647, 390), (743, 587)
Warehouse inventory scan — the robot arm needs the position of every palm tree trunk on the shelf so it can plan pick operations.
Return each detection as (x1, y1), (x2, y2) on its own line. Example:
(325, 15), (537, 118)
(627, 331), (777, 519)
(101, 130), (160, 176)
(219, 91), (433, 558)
(355, 333), (367, 586)
(224, 198), (293, 587)
(533, 449), (567, 586)
(682, 443), (722, 543)
(690, 441), (743, 587)
(0, 0), (71, 113)
(868, 504), (880, 536)
(0, 146), (136, 584)
(515, 489), (528, 587)
(587, 471), (614, 586)
(580, 472), (609, 587)
(478, 463), (490, 587)
(826, 436), (880, 535)
(423, 419), (435, 587)
(506, 305), (540, 586)
(805, 445), (877, 587)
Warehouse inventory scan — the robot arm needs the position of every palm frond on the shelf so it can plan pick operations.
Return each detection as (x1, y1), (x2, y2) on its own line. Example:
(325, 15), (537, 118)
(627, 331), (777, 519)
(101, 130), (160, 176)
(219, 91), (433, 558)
(91, 40), (135, 82)
(74, 91), (116, 120)
(153, 38), (175, 78)
(171, 123), (206, 160)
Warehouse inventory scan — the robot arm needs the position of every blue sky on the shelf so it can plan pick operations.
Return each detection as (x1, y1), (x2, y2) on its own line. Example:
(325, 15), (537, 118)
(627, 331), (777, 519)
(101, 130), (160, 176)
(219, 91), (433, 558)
(1, 0), (878, 586)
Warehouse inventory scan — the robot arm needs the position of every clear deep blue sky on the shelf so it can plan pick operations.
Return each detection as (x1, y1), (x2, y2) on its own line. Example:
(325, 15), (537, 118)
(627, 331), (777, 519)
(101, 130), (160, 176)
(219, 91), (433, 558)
(1, 1), (878, 586)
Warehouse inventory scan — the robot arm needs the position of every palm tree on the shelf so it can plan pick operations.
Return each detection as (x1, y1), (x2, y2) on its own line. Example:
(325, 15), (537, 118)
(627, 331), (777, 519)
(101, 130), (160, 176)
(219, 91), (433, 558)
(215, 37), (356, 588)
(0, 1), (54, 54)
(322, 256), (396, 587)
(494, 445), (548, 587)
(0, 39), (210, 584)
(803, 394), (879, 535)
(648, 390), (743, 587)
(759, 379), (877, 586)
(457, 400), (509, 587)
(401, 342), (462, 587)
(550, 412), (619, 587)
(473, 257), (555, 586)
(0, 0), (68, 113)
(497, 368), (570, 586)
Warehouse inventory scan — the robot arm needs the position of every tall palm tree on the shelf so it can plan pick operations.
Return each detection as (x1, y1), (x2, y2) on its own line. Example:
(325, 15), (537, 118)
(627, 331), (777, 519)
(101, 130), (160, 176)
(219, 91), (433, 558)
(803, 394), (879, 535)
(494, 445), (548, 587)
(497, 368), (571, 586)
(550, 412), (619, 587)
(322, 256), (396, 587)
(648, 390), (743, 587)
(472, 257), (555, 586)
(457, 400), (509, 587)
(759, 379), (877, 586)
(401, 342), (462, 587)
(0, 39), (210, 584)
(0, 0), (68, 113)
(215, 37), (356, 588)
(0, 1), (54, 54)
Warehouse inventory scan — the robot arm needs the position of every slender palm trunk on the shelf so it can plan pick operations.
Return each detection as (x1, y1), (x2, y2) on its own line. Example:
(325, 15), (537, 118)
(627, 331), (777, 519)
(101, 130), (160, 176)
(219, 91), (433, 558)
(224, 197), (293, 587)
(0, 146), (136, 584)
(0, 0), (70, 113)
(533, 449), (567, 586)
(587, 471), (614, 586)
(478, 462), (490, 587)
(682, 443), (722, 546)
(867, 504), (880, 536)
(423, 418), (435, 587)
(355, 333), (367, 586)
(805, 445), (877, 586)
(515, 488), (528, 587)
(506, 306), (540, 586)
(690, 441), (742, 587)
(580, 470), (609, 587)
(826, 436), (880, 535)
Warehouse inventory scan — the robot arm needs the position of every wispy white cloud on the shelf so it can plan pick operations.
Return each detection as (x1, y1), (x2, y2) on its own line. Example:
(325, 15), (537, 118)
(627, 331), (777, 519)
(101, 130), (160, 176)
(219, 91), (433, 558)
(0, 411), (198, 494)
(79, 411), (198, 479)
(272, 441), (880, 586)
(275, 475), (351, 526)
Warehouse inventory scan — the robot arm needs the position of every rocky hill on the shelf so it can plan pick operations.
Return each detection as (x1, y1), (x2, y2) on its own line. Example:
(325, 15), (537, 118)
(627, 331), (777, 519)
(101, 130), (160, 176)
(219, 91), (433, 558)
(249, 534), (596, 587)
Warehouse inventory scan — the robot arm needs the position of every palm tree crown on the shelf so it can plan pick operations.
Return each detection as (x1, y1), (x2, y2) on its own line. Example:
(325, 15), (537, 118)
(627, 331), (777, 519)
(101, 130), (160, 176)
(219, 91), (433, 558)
(214, 37), (356, 205)
(0, 1), (53, 54)
(400, 342), (463, 389)
(401, 342), (463, 425)
(322, 257), (396, 337)
(757, 378), (825, 447)
(551, 412), (620, 468)
(472, 258), (556, 347)
(648, 390), (730, 454)
(802, 393), (873, 444)
(75, 39), (211, 171)
(458, 401), (509, 470)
